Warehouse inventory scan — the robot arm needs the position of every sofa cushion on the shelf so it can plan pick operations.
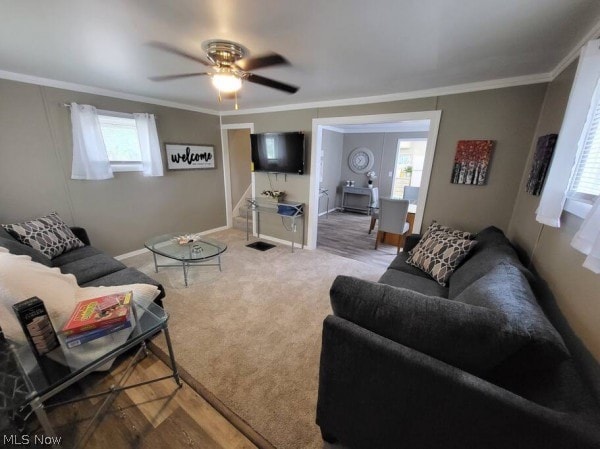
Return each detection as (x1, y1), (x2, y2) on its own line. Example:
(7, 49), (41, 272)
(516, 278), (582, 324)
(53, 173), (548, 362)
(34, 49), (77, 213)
(0, 226), (16, 241)
(449, 236), (526, 299)
(454, 263), (570, 367)
(387, 252), (431, 279)
(51, 245), (102, 267)
(330, 275), (529, 375)
(0, 237), (51, 266)
(2, 212), (84, 259)
(379, 268), (448, 297)
(59, 254), (126, 284)
(406, 232), (477, 286)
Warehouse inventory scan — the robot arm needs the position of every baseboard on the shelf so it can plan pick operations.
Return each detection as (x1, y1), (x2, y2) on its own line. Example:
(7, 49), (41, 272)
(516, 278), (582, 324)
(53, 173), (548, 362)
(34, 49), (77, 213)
(252, 233), (307, 249)
(318, 207), (339, 217)
(114, 247), (149, 261)
(115, 225), (231, 260)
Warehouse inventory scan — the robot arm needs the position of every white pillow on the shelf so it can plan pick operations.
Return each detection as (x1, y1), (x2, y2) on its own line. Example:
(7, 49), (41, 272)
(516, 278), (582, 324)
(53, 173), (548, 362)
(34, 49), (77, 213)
(0, 247), (160, 370)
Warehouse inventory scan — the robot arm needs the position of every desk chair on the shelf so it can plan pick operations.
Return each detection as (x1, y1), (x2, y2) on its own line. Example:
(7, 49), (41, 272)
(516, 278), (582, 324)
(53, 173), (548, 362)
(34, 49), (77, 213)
(374, 198), (410, 254)
(403, 186), (419, 205)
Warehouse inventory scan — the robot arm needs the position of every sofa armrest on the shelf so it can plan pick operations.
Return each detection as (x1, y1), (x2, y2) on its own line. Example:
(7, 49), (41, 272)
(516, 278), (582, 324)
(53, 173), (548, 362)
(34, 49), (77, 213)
(70, 227), (90, 246)
(316, 316), (600, 449)
(403, 234), (421, 252)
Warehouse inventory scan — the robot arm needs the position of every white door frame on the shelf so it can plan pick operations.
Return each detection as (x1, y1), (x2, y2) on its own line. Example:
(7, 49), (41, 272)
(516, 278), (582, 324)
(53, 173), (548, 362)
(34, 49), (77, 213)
(220, 122), (255, 228)
(308, 111), (442, 250)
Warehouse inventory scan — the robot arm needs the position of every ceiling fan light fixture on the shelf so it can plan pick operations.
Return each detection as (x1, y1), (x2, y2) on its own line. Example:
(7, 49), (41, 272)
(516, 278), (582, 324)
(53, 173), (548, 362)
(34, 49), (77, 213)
(211, 72), (242, 93)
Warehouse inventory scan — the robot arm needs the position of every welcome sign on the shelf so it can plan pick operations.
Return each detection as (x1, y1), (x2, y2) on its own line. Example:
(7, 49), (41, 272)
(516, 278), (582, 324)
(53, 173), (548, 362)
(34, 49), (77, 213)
(165, 144), (215, 170)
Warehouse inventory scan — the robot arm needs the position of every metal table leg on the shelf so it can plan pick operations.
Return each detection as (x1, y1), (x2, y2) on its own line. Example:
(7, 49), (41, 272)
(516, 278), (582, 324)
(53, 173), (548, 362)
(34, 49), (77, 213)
(182, 261), (188, 287)
(152, 252), (158, 273)
(163, 326), (182, 387)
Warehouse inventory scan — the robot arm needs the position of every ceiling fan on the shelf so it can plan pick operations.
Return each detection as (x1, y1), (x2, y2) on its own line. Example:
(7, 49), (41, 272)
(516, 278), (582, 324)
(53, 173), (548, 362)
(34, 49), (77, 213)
(148, 40), (299, 109)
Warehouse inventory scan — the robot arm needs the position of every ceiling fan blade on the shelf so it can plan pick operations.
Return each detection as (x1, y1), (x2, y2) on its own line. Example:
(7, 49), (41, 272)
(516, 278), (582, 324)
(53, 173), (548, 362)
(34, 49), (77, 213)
(148, 72), (209, 82)
(147, 41), (212, 66)
(246, 73), (299, 94)
(236, 53), (289, 71)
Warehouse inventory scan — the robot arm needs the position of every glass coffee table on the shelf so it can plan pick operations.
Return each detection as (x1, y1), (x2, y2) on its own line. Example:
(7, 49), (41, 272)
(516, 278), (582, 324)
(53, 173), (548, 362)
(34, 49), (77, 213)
(0, 299), (180, 447)
(144, 234), (227, 287)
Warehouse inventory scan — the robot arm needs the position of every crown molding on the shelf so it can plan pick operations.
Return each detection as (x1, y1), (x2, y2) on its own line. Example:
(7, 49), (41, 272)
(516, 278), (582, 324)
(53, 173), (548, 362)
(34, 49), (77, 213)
(550, 19), (600, 80)
(0, 69), (220, 115)
(3, 19), (599, 118)
(220, 72), (552, 116)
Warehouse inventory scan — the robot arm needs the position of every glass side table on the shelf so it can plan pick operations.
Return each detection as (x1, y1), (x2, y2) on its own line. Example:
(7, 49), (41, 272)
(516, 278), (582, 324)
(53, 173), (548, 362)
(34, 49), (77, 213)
(1, 300), (180, 448)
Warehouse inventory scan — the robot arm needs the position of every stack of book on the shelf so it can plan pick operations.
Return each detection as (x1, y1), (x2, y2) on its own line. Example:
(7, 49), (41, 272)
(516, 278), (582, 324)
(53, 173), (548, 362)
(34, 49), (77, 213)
(61, 291), (133, 348)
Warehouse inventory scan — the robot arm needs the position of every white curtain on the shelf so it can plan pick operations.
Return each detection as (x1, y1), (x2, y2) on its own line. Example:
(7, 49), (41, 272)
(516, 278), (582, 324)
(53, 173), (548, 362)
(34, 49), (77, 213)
(571, 197), (600, 273)
(535, 39), (600, 227)
(134, 113), (164, 177)
(70, 103), (114, 180)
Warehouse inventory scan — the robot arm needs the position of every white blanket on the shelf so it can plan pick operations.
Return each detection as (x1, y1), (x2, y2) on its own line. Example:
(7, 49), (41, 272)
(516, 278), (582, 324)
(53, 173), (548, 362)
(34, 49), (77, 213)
(0, 247), (160, 370)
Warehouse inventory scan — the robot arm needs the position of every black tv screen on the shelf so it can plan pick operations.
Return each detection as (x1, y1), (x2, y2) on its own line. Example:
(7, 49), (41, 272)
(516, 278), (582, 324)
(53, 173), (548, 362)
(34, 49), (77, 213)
(251, 132), (305, 174)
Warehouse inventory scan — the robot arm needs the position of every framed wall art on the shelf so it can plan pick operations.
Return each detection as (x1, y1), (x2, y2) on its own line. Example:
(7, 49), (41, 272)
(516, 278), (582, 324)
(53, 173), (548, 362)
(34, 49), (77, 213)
(450, 140), (495, 185)
(165, 143), (215, 170)
(526, 134), (558, 195)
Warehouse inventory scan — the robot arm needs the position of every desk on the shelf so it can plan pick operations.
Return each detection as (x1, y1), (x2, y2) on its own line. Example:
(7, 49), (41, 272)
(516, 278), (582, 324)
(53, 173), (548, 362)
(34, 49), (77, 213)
(341, 186), (378, 214)
(246, 198), (305, 252)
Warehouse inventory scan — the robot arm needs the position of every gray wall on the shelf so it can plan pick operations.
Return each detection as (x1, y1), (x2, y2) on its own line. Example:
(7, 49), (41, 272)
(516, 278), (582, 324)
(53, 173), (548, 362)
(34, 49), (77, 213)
(508, 61), (600, 362)
(0, 78), (225, 256)
(227, 128), (252, 210)
(223, 83), (547, 242)
(320, 129), (343, 213)
(340, 132), (428, 198)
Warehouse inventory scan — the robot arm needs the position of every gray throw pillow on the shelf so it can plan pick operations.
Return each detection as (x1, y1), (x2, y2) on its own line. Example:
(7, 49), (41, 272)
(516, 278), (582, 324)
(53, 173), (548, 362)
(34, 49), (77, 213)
(408, 221), (474, 256)
(2, 212), (84, 259)
(406, 232), (477, 286)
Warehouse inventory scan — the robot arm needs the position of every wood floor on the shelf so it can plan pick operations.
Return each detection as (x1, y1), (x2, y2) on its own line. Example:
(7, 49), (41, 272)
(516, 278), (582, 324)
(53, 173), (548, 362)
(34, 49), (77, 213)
(317, 210), (398, 268)
(28, 351), (257, 449)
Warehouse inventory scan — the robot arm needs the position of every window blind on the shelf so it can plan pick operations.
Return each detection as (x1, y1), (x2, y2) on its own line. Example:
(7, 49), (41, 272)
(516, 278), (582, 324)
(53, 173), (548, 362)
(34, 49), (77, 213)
(568, 79), (600, 203)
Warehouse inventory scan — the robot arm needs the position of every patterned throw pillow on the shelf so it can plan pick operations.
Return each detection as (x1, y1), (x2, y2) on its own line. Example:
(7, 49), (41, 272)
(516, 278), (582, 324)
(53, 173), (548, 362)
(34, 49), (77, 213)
(2, 212), (84, 259)
(406, 232), (477, 286)
(408, 221), (474, 256)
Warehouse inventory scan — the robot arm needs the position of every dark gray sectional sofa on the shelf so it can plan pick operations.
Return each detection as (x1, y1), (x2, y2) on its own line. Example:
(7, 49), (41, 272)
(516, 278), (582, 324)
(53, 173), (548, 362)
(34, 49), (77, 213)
(316, 226), (600, 449)
(0, 226), (164, 305)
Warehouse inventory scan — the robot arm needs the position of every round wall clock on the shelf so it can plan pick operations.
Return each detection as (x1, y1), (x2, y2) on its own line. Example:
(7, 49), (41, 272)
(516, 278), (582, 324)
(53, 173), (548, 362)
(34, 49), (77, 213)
(348, 147), (374, 173)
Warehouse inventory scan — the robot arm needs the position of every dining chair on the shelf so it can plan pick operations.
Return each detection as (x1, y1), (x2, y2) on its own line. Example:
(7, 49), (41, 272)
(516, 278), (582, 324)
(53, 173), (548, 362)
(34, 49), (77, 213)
(403, 186), (420, 205)
(374, 198), (410, 254)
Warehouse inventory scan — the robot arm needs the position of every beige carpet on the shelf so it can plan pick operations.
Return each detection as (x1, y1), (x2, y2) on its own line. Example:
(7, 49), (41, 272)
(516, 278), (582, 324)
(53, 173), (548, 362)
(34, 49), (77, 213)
(126, 229), (385, 449)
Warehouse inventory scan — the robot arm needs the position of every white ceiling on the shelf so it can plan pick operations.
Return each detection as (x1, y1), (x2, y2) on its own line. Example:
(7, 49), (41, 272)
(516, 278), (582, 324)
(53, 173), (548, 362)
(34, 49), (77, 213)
(1, 0), (600, 114)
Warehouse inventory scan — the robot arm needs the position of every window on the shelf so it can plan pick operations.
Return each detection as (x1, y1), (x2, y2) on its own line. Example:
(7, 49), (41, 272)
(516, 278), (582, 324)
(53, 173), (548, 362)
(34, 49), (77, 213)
(536, 39), (600, 225)
(98, 113), (143, 172)
(567, 79), (600, 205)
(391, 140), (427, 198)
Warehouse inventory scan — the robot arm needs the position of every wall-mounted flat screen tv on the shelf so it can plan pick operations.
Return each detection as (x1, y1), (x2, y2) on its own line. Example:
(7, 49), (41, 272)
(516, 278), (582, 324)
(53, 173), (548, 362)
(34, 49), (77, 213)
(250, 132), (305, 174)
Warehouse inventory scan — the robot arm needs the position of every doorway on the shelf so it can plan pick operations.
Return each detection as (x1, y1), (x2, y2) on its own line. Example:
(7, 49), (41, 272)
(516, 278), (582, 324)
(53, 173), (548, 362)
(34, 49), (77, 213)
(308, 111), (442, 253)
(220, 123), (254, 230)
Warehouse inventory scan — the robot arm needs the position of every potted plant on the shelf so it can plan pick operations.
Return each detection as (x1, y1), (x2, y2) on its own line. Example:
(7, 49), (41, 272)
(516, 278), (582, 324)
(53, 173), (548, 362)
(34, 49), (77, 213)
(366, 171), (377, 188)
